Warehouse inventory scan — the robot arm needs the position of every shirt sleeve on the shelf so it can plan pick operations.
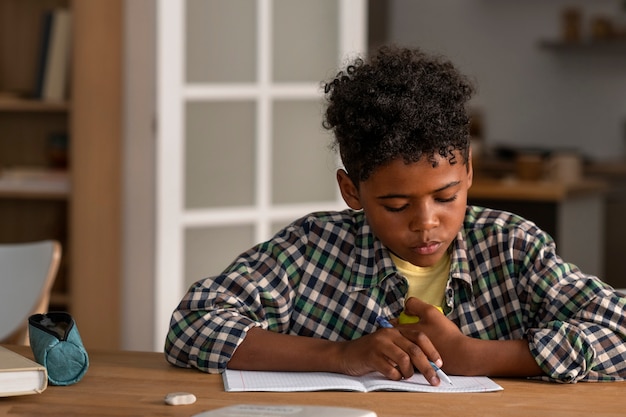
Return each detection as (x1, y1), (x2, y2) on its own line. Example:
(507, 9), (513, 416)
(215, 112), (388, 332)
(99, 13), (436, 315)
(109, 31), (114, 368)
(164, 228), (306, 373)
(521, 234), (626, 382)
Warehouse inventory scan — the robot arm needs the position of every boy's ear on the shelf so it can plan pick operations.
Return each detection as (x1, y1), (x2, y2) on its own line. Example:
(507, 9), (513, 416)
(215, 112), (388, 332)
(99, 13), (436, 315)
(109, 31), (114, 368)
(467, 147), (474, 188)
(337, 169), (363, 210)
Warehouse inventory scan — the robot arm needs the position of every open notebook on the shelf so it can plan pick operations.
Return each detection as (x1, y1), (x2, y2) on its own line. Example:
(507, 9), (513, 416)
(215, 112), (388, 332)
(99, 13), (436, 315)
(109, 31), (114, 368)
(223, 369), (503, 393)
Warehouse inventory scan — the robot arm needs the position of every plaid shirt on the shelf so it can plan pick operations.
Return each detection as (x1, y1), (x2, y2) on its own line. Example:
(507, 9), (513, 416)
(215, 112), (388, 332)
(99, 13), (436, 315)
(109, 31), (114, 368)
(165, 206), (626, 382)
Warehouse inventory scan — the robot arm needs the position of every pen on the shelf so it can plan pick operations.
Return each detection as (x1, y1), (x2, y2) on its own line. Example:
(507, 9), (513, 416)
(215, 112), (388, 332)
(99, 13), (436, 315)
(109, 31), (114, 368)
(376, 316), (453, 385)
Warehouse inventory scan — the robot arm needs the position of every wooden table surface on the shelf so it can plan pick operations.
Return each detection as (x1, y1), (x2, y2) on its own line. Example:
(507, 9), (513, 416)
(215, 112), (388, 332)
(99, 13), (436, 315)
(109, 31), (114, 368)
(1, 345), (625, 417)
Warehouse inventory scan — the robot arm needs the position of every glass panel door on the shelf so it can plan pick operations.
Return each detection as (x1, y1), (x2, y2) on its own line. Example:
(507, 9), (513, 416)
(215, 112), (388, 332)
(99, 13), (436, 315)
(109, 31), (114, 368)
(156, 0), (366, 349)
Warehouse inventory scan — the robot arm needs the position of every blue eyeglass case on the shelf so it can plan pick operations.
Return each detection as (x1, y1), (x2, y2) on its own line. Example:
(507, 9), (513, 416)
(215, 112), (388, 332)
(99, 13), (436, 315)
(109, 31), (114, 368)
(28, 312), (89, 386)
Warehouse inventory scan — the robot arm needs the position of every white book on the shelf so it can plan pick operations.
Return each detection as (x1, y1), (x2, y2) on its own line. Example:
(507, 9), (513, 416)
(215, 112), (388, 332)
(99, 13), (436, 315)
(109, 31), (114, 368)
(0, 346), (48, 397)
(41, 9), (72, 101)
(223, 369), (503, 393)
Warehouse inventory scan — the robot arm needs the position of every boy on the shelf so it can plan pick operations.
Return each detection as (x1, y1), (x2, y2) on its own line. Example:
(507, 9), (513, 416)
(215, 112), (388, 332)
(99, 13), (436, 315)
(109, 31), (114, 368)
(165, 45), (626, 385)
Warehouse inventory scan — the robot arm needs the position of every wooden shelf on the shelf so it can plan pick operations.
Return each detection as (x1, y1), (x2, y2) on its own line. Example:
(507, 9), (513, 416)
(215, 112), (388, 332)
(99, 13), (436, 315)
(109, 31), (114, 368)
(0, 96), (69, 112)
(0, 169), (70, 199)
(0, 0), (122, 350)
(470, 178), (607, 202)
(0, 0), (124, 349)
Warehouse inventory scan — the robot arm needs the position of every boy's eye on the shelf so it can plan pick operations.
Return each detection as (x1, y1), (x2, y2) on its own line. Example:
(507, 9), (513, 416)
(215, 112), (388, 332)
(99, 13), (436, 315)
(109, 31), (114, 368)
(436, 195), (458, 203)
(382, 194), (457, 212)
(384, 204), (408, 213)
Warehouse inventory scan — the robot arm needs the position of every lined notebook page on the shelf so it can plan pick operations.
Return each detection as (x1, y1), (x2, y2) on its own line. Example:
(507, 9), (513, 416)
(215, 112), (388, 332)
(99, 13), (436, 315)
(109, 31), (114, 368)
(223, 370), (503, 393)
(358, 372), (503, 393)
(224, 370), (365, 392)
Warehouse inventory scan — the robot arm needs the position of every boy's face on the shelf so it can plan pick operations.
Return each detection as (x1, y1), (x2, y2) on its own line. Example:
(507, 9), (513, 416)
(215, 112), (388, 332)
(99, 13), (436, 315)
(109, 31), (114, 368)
(338, 151), (472, 267)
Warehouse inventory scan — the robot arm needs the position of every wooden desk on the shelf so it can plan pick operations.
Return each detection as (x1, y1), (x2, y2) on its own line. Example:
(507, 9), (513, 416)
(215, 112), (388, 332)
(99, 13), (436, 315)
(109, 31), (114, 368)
(2, 345), (625, 417)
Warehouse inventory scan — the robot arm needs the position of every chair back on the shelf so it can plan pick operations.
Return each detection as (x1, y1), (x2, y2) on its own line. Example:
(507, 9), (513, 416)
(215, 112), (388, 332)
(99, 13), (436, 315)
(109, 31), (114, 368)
(0, 240), (61, 345)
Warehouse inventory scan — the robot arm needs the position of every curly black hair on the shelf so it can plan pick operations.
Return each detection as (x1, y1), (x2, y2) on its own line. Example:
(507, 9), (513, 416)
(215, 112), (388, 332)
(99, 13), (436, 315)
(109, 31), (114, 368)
(323, 45), (475, 184)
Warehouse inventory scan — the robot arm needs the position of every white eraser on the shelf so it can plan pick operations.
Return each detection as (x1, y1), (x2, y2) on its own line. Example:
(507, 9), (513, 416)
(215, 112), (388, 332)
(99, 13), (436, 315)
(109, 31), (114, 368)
(164, 392), (196, 406)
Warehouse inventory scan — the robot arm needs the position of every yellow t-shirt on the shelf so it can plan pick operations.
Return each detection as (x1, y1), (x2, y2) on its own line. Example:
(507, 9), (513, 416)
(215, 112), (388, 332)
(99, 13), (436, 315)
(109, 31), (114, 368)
(390, 251), (449, 324)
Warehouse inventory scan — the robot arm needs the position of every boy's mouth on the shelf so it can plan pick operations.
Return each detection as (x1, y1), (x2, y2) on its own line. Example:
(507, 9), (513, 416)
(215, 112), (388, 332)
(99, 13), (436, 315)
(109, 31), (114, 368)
(413, 241), (441, 256)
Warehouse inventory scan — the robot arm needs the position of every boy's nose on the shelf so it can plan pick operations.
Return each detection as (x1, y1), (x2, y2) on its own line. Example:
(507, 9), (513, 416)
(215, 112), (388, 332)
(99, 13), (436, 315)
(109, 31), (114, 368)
(409, 205), (438, 231)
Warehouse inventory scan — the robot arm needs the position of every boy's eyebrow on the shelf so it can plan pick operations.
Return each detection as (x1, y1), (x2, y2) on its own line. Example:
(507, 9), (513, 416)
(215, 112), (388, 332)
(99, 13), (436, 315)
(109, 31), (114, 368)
(434, 180), (461, 193)
(377, 181), (461, 199)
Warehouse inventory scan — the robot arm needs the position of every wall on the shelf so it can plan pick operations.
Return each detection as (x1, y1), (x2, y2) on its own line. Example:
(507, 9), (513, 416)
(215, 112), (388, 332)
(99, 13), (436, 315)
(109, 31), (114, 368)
(384, 0), (626, 160)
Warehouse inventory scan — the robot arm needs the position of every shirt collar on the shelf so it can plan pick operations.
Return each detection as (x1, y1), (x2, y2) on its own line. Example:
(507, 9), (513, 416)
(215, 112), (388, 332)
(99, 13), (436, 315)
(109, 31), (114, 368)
(448, 207), (478, 306)
(343, 209), (476, 295)
(346, 212), (398, 291)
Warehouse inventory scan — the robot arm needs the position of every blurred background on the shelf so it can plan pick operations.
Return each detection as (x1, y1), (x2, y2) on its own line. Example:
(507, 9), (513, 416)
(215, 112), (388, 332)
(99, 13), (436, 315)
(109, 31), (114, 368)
(1, 0), (625, 352)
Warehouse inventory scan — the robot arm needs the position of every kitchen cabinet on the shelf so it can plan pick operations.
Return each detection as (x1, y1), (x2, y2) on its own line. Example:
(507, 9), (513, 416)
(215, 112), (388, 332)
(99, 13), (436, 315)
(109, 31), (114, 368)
(586, 161), (626, 290)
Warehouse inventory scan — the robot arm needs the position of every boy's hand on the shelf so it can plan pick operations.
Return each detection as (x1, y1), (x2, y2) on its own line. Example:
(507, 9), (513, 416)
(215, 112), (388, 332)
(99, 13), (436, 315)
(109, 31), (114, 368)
(336, 321), (443, 386)
(401, 297), (544, 378)
(400, 297), (469, 373)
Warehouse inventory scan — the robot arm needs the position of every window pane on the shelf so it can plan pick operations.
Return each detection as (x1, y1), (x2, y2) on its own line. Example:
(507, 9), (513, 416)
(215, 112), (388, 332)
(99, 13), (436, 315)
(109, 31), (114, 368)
(272, 0), (338, 82)
(272, 99), (337, 204)
(184, 224), (255, 289)
(185, 101), (256, 208)
(186, 0), (257, 82)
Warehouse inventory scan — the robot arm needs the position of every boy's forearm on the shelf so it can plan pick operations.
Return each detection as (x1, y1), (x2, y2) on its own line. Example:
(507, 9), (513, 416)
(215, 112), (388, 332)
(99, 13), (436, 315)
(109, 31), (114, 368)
(455, 337), (543, 377)
(227, 327), (342, 372)
(228, 327), (545, 379)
